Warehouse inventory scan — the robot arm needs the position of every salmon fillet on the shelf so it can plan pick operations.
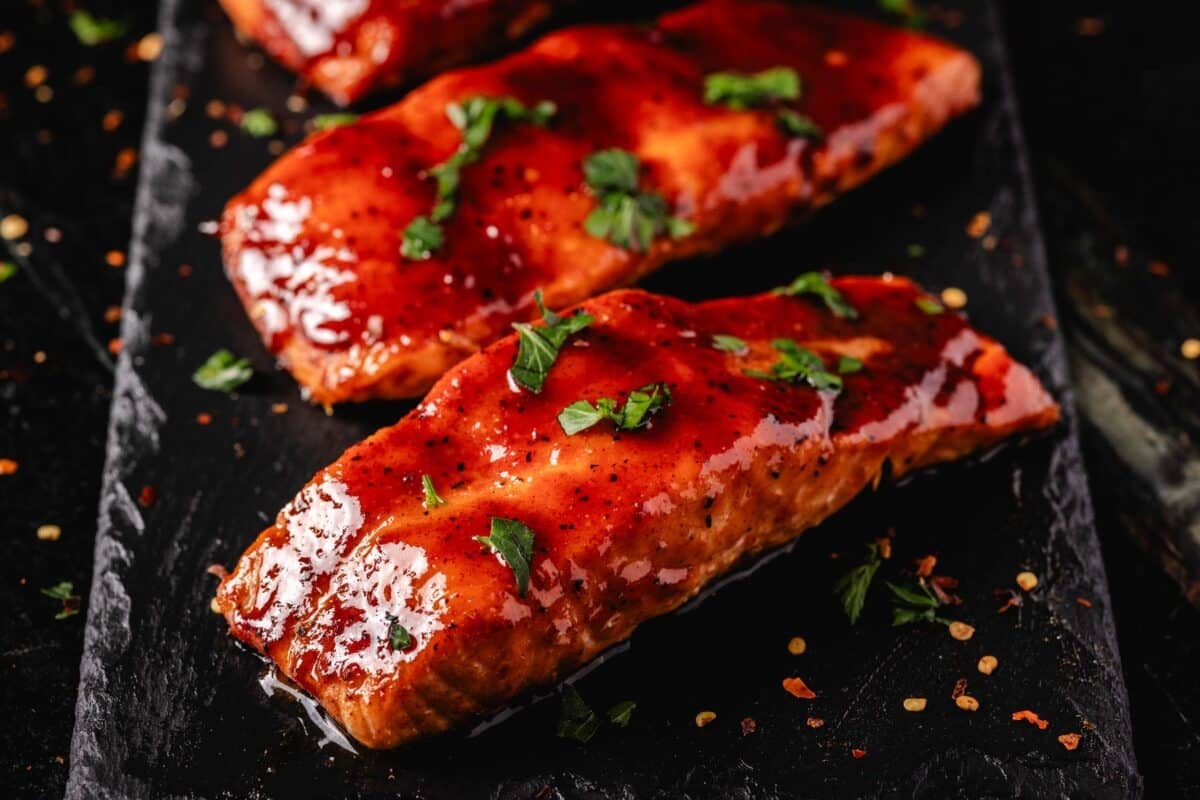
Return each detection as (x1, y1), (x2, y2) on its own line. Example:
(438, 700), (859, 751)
(220, 0), (982, 405)
(215, 276), (1059, 749)
(217, 0), (558, 105)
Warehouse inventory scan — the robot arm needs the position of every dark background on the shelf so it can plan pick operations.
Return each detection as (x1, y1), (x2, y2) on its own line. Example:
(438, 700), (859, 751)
(2, 0), (1197, 796)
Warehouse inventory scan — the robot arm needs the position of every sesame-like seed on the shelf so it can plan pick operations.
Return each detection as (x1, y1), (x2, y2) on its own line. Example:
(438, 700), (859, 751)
(787, 636), (807, 655)
(210, 597), (222, 614)
(1016, 571), (1038, 591)
(1181, 339), (1200, 360)
(37, 524), (62, 541)
(903, 697), (927, 712)
(136, 33), (165, 62)
(941, 287), (967, 309)
(24, 64), (47, 88)
(955, 695), (980, 712)
(1, 214), (29, 240)
(694, 710), (716, 728)
(948, 621), (975, 641)
(271, 403), (289, 415)
(977, 655), (998, 675)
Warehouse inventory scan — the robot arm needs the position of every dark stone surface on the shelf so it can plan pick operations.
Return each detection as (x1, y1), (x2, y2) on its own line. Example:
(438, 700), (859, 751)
(0, 0), (1195, 797)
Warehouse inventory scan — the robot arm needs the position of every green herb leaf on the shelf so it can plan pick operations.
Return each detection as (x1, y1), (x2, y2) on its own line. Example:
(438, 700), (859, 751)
(837, 355), (863, 374)
(241, 108), (278, 138)
(0, 261), (16, 284)
(403, 96), (555, 258)
(773, 272), (859, 319)
(906, 243), (926, 258)
(41, 581), (75, 600)
(557, 383), (672, 436)
(886, 580), (939, 609)
(712, 334), (748, 354)
(69, 11), (128, 45)
(607, 700), (637, 727)
(509, 290), (594, 392)
(556, 685), (600, 743)
(887, 579), (947, 627)
(704, 67), (801, 109)
(386, 614), (412, 650)
(878, 0), (928, 29)
(474, 517), (536, 595)
(776, 109), (824, 140)
(915, 297), (945, 315)
(312, 113), (360, 130)
(421, 474), (446, 508)
(401, 215), (445, 260)
(834, 544), (881, 624)
(745, 339), (842, 392)
(193, 349), (253, 392)
(582, 149), (692, 252)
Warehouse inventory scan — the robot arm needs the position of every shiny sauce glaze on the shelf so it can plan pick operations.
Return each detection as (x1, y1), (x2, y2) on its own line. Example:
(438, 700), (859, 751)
(217, 0), (559, 105)
(216, 277), (1059, 748)
(220, 0), (982, 404)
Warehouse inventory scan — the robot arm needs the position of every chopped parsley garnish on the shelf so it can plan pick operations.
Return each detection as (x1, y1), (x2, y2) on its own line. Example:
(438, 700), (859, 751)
(509, 290), (594, 393)
(776, 108), (824, 140)
(582, 149), (693, 252)
(712, 334), (748, 354)
(312, 113), (360, 131)
(402, 96), (555, 259)
(915, 296), (945, 315)
(607, 700), (637, 727)
(744, 339), (842, 392)
(41, 581), (80, 620)
(887, 580), (949, 627)
(241, 108), (278, 138)
(704, 67), (800, 109)
(474, 517), (536, 596)
(386, 614), (412, 650)
(878, 0), (928, 29)
(557, 382), (672, 436)
(0, 261), (16, 284)
(837, 355), (863, 374)
(834, 544), (882, 624)
(192, 349), (253, 392)
(773, 272), (858, 319)
(69, 11), (128, 45)
(556, 685), (601, 744)
(421, 474), (446, 508)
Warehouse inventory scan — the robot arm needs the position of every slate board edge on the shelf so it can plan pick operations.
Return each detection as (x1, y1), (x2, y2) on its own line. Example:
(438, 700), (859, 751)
(63, 0), (1142, 796)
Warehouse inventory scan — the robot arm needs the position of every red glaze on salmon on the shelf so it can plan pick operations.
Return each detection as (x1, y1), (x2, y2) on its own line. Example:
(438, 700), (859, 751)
(220, 0), (982, 405)
(215, 277), (1060, 749)
(217, 0), (558, 105)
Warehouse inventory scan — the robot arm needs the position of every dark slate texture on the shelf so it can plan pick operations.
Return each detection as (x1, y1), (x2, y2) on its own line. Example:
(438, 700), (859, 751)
(64, 1), (1141, 797)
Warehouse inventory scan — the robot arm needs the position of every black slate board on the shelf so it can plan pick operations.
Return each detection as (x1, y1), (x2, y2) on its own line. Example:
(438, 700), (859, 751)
(66, 1), (1141, 796)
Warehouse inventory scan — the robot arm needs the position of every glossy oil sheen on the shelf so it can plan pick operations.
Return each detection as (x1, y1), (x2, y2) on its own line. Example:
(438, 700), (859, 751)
(220, 0), (981, 402)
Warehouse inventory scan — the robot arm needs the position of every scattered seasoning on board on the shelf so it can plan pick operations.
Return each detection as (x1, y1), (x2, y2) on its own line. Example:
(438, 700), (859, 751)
(1058, 732), (1082, 750)
(1076, 597), (1093, 609)
(196, 412), (212, 425)
(1016, 571), (1038, 591)
(940, 287), (967, 309)
(740, 717), (757, 736)
(966, 211), (991, 238)
(806, 717), (824, 729)
(107, 338), (122, 355)
(105, 249), (125, 267)
(1148, 260), (1171, 277)
(903, 698), (927, 712)
(1181, 339), (1200, 360)
(955, 695), (980, 712)
(851, 748), (867, 759)
(782, 677), (816, 699)
(977, 655), (998, 675)
(137, 485), (157, 508)
(951, 678), (967, 700)
(104, 305), (122, 323)
(37, 524), (62, 541)
(0, 458), (18, 476)
(271, 403), (289, 415)
(995, 588), (1022, 614)
(786, 636), (807, 655)
(694, 711), (717, 728)
(948, 621), (975, 641)
(1012, 709), (1049, 730)
(134, 33), (164, 62)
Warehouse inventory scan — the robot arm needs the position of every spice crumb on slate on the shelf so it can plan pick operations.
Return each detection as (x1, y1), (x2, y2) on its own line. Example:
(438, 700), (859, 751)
(806, 717), (824, 729)
(1012, 709), (1049, 729)
(740, 717), (757, 735)
(105, 249), (126, 267)
(0, 458), (18, 475)
(1076, 597), (1093, 608)
(107, 338), (122, 355)
(977, 655), (998, 675)
(966, 211), (991, 238)
(903, 697), (927, 712)
(948, 621), (975, 641)
(1058, 732), (1082, 750)
(940, 287), (967, 309)
(694, 711), (716, 728)
(1181, 338), (1200, 360)
(851, 748), (867, 759)
(1016, 571), (1038, 591)
(782, 677), (816, 699)
(137, 485), (157, 508)
(104, 305), (122, 323)
(787, 636), (807, 655)
(951, 678), (967, 699)
(271, 402), (289, 415)
(955, 695), (980, 712)
(196, 412), (213, 425)
(37, 524), (62, 541)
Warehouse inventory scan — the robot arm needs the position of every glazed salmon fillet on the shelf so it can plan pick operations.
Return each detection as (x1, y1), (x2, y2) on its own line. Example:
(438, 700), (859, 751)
(218, 0), (559, 105)
(215, 277), (1059, 749)
(220, 0), (982, 404)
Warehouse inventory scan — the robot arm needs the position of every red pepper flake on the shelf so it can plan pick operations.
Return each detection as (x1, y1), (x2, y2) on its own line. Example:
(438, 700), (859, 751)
(210, 130), (229, 149)
(914, 555), (937, 577)
(1076, 597), (1093, 609)
(995, 588), (1022, 614)
(1039, 313), (1058, 331)
(1113, 245), (1130, 266)
(152, 332), (175, 346)
(929, 574), (963, 606)
(107, 338), (122, 355)
(196, 412), (213, 425)
(851, 748), (867, 759)
(782, 677), (816, 699)
(1012, 709), (1049, 730)
(824, 50), (848, 67)
(951, 678), (967, 700)
(740, 717), (757, 736)
(113, 147), (138, 179)
(105, 250), (126, 268)
(178, 263), (193, 277)
(1148, 260), (1171, 277)
(102, 109), (124, 132)
(0, 458), (18, 475)
(966, 211), (991, 239)
(875, 536), (892, 560)
(137, 485), (157, 508)
(806, 717), (824, 729)
(103, 305), (122, 323)
(1058, 732), (1082, 751)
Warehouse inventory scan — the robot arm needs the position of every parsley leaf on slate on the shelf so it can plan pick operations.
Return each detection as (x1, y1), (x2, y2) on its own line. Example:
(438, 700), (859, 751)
(41, 582), (74, 600)
(386, 614), (412, 650)
(582, 149), (693, 252)
(744, 339), (842, 392)
(402, 95), (555, 258)
(193, 349), (253, 392)
(509, 290), (594, 392)
(474, 517), (536, 595)
(557, 383), (672, 436)
(887, 580), (949, 627)
(421, 474), (446, 508)
(556, 685), (601, 743)
(773, 272), (859, 319)
(69, 11), (127, 45)
(607, 700), (637, 727)
(834, 544), (882, 624)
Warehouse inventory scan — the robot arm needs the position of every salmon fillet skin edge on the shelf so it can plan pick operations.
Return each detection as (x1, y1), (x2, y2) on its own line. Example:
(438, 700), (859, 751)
(219, 0), (982, 405)
(215, 277), (1060, 749)
(217, 0), (560, 105)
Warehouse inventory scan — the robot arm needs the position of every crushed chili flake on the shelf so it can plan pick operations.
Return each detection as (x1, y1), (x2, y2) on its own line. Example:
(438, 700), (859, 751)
(271, 402), (289, 415)
(875, 536), (892, 560)
(966, 211), (991, 238)
(113, 147), (138, 179)
(135, 33), (164, 62)
(43, 226), (62, 243)
(929, 574), (963, 606)
(105, 250), (126, 267)
(210, 130), (229, 148)
(824, 50), (848, 67)
(152, 332), (175, 346)
(107, 338), (122, 355)
(981, 234), (998, 251)
(1012, 709), (1049, 730)
(914, 554), (937, 577)
(1074, 17), (1105, 36)
(995, 588), (1022, 614)
(806, 717), (824, 729)
(137, 485), (157, 508)
(782, 677), (816, 699)
(104, 305), (122, 323)
(951, 678), (967, 700)
(24, 64), (48, 88)
(73, 65), (96, 85)
(1076, 597), (1093, 609)
(851, 748), (867, 759)
(1058, 732), (1082, 751)
(0, 458), (18, 475)
(178, 263), (193, 277)
(740, 717), (757, 736)
(102, 109), (124, 132)
(1113, 245), (1130, 266)
(196, 412), (213, 425)
(1039, 313), (1059, 331)
(1149, 260), (1171, 277)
